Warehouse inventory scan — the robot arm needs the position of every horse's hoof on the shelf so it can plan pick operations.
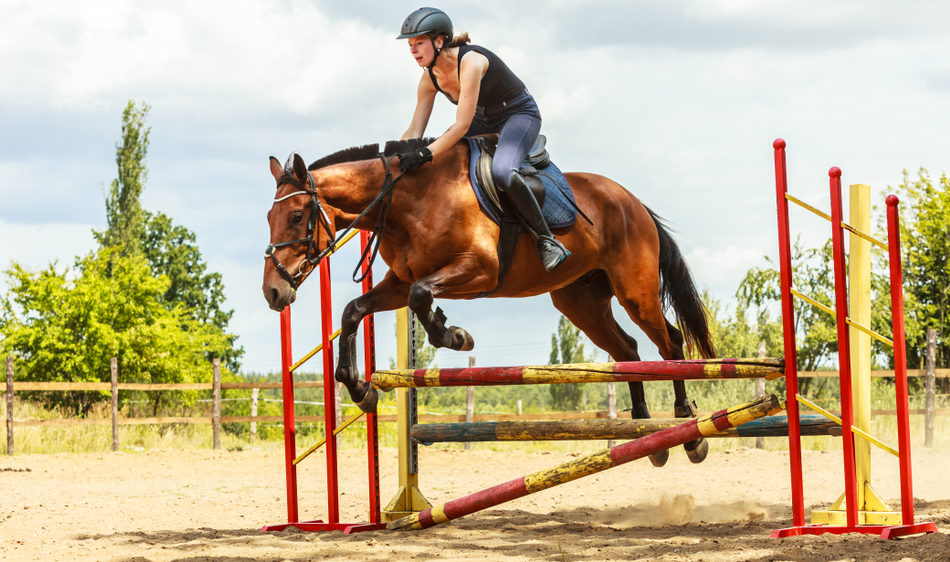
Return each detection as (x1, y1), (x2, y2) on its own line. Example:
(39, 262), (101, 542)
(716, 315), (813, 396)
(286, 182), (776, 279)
(648, 448), (669, 467)
(674, 399), (699, 418)
(354, 383), (378, 414)
(449, 326), (474, 351)
(684, 438), (708, 464)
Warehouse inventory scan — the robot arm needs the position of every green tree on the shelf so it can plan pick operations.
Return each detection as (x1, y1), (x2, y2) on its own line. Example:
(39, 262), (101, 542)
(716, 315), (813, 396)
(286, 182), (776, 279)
(95, 101), (242, 370)
(738, 238), (839, 371)
(548, 315), (592, 410)
(0, 249), (233, 415)
(737, 238), (841, 398)
(141, 212), (228, 326)
(141, 211), (242, 370)
(96, 101), (150, 255)
(704, 290), (783, 360)
(873, 169), (950, 370)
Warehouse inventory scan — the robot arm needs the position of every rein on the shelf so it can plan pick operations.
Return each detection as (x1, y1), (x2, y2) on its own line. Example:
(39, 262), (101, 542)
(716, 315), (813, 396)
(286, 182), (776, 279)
(348, 154), (403, 283)
(265, 153), (404, 289)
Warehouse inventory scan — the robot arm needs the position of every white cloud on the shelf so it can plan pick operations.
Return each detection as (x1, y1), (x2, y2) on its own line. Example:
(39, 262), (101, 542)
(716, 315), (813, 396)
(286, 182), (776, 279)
(0, 0), (408, 117)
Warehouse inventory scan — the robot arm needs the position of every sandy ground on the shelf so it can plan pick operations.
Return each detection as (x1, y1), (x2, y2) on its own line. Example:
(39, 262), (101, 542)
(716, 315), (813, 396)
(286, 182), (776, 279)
(2, 443), (949, 561)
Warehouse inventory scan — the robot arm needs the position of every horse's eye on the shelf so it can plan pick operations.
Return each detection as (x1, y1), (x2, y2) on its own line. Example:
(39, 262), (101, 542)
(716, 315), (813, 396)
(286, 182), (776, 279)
(292, 211), (304, 225)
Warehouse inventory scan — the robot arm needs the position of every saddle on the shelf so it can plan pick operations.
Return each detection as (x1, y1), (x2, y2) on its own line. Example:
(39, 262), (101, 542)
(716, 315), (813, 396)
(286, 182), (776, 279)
(472, 134), (551, 213)
(467, 134), (585, 295)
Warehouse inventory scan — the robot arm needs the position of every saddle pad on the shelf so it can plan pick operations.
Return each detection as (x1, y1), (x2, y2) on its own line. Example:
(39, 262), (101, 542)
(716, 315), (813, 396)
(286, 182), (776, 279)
(465, 137), (578, 229)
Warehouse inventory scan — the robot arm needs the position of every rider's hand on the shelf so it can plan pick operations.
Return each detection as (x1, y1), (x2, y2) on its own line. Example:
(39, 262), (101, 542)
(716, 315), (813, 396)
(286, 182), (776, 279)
(398, 146), (433, 173)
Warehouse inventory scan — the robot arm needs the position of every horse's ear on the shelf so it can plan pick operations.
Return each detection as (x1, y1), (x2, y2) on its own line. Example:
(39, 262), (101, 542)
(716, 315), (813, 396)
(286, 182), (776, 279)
(269, 156), (283, 182)
(292, 153), (308, 183)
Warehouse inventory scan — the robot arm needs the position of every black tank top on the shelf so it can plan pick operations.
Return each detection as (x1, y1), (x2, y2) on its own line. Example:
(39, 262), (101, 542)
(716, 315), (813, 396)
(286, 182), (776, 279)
(427, 44), (527, 108)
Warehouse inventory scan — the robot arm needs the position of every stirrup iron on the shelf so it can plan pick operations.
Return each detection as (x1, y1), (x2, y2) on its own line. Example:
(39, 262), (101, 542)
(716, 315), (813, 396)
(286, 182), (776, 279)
(537, 235), (570, 273)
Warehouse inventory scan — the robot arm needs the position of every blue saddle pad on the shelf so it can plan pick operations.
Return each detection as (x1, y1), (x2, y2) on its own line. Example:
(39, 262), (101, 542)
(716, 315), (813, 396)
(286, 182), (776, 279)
(465, 137), (577, 229)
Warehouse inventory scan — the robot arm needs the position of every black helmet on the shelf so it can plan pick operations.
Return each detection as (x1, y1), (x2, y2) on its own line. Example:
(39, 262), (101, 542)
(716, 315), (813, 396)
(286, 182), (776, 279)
(397, 7), (453, 40)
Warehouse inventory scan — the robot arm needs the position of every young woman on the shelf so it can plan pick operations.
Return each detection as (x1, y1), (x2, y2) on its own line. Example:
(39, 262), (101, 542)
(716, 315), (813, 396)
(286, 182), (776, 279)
(396, 7), (569, 273)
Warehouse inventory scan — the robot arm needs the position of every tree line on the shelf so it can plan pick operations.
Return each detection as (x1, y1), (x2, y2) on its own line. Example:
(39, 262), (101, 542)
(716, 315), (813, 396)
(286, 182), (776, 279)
(1, 102), (242, 415)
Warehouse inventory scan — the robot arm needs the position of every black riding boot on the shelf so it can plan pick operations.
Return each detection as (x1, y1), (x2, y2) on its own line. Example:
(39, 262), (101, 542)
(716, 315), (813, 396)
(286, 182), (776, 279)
(505, 172), (570, 272)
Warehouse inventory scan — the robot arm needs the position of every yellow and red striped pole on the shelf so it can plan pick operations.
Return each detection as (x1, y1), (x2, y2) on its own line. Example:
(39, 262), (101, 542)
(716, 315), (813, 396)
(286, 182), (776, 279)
(388, 394), (780, 531)
(373, 358), (783, 391)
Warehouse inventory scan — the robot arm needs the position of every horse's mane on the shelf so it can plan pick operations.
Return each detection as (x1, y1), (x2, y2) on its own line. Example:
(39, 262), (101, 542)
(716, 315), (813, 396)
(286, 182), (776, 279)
(308, 138), (438, 171)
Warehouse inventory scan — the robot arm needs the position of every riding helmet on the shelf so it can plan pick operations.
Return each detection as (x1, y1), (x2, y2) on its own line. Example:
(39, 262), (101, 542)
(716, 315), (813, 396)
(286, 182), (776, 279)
(396, 7), (453, 40)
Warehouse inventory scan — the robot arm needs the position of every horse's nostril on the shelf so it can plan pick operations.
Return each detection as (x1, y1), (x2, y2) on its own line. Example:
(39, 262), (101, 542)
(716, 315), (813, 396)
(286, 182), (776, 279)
(270, 287), (279, 304)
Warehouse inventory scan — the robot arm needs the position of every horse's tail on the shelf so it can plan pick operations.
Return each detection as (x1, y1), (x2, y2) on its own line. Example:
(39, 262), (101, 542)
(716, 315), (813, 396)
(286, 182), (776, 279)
(645, 206), (716, 359)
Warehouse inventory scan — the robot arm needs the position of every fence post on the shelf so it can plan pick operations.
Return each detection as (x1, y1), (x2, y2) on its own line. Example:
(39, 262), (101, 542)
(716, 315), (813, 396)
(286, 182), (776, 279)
(607, 381), (617, 448)
(250, 387), (259, 442)
(755, 341), (767, 449)
(465, 356), (475, 452)
(6, 355), (13, 455)
(111, 357), (119, 452)
(925, 329), (936, 448)
(212, 358), (221, 450)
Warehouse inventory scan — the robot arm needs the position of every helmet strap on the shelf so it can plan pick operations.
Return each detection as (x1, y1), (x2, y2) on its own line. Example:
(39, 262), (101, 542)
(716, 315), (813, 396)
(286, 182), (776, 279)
(427, 35), (442, 69)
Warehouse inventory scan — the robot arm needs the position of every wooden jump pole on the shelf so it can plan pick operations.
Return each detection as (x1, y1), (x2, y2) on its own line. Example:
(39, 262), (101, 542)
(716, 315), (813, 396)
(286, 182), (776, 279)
(410, 414), (839, 443)
(387, 394), (781, 531)
(373, 358), (783, 391)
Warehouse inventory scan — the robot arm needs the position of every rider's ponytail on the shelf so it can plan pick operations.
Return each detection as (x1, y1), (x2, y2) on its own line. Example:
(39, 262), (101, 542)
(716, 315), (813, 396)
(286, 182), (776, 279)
(445, 32), (471, 48)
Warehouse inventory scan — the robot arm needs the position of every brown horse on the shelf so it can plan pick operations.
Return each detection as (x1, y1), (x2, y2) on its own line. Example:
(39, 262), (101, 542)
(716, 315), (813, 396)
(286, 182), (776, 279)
(262, 139), (716, 465)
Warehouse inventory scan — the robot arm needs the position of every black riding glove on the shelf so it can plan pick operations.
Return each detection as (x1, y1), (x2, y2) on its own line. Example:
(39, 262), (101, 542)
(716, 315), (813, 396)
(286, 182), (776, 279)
(398, 146), (433, 173)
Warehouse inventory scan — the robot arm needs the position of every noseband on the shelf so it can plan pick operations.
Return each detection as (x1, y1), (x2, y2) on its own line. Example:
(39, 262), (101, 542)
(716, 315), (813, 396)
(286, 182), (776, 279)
(265, 153), (404, 290)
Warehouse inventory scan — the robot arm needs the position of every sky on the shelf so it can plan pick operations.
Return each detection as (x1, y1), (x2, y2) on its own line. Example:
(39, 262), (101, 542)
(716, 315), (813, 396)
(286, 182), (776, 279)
(1, 1), (948, 375)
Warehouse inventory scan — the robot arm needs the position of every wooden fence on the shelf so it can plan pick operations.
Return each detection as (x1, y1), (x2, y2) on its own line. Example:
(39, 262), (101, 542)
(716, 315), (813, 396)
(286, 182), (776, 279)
(4, 354), (949, 454)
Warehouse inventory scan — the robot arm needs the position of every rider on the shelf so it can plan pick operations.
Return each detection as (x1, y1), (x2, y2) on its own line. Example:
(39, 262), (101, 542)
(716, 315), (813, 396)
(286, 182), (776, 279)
(395, 7), (570, 273)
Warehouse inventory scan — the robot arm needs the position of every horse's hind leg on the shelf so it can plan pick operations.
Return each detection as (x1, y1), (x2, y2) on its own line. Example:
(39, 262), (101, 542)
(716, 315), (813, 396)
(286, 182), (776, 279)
(549, 271), (669, 467)
(606, 268), (709, 464)
(665, 320), (707, 462)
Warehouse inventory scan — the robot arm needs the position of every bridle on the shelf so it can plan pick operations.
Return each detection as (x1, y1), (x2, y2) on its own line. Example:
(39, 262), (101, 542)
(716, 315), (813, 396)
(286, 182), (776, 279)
(264, 161), (335, 290)
(264, 153), (404, 290)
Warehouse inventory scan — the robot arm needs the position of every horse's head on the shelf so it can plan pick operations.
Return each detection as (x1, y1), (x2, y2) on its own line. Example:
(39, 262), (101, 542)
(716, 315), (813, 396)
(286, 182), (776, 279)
(262, 153), (338, 311)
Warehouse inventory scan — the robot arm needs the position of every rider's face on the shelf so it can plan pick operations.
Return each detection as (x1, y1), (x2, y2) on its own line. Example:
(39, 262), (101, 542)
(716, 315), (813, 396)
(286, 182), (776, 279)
(408, 35), (441, 67)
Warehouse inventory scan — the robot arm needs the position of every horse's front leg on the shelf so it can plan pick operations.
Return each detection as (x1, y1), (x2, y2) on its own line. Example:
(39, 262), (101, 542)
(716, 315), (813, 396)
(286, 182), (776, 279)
(336, 271), (410, 413)
(407, 281), (474, 351)
(406, 259), (496, 351)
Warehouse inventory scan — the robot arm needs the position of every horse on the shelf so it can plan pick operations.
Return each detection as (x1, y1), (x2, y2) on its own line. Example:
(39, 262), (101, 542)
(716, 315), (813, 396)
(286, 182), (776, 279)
(262, 138), (716, 465)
